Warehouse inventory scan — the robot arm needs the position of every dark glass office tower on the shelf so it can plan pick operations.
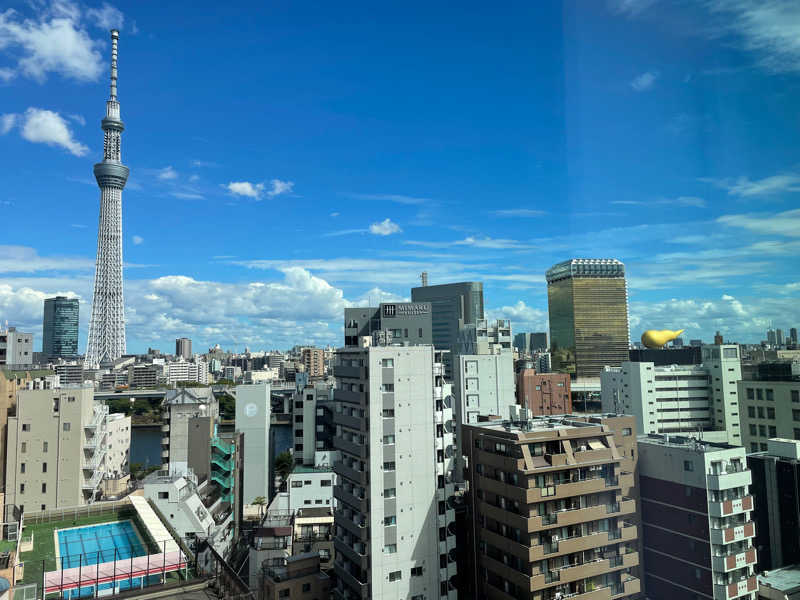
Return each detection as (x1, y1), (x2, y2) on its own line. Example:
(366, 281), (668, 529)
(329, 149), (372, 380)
(546, 259), (630, 379)
(410, 280), (484, 377)
(42, 296), (79, 358)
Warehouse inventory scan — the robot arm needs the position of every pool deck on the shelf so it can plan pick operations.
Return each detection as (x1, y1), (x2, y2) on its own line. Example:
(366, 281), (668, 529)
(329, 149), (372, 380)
(53, 519), (147, 566)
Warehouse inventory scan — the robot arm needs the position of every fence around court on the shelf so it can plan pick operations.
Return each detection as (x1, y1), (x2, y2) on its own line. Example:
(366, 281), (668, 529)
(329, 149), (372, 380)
(21, 499), (133, 526)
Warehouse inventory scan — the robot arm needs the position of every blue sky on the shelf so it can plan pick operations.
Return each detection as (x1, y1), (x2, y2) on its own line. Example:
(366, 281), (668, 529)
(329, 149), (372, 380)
(1, 0), (800, 353)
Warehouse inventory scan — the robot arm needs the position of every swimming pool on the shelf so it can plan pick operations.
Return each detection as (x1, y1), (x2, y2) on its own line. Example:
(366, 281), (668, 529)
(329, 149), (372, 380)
(56, 520), (157, 598)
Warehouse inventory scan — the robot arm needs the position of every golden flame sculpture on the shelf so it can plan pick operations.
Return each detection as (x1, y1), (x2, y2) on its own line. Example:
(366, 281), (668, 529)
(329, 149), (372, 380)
(641, 329), (685, 349)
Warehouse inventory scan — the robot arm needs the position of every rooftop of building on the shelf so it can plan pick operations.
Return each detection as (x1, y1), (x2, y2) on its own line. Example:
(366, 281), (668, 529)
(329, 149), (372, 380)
(758, 564), (800, 592)
(748, 438), (800, 461)
(545, 258), (625, 283)
(637, 433), (741, 453)
(296, 507), (333, 519)
(164, 386), (214, 405)
(291, 464), (333, 474)
(469, 412), (629, 435)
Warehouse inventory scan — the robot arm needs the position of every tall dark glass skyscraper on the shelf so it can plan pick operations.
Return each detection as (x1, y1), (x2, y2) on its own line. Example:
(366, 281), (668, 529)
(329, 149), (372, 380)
(546, 259), (630, 379)
(42, 296), (79, 358)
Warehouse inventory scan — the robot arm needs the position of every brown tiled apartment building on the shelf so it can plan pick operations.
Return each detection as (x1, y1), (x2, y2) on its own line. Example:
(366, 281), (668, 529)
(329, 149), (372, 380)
(462, 413), (641, 600)
(516, 370), (572, 415)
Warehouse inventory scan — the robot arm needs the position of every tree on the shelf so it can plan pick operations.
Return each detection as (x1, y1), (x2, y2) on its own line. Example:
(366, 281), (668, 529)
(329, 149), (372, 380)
(274, 451), (294, 491)
(252, 496), (266, 519)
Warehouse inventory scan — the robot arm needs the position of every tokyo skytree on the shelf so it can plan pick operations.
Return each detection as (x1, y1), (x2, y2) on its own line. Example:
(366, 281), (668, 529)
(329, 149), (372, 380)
(85, 29), (129, 368)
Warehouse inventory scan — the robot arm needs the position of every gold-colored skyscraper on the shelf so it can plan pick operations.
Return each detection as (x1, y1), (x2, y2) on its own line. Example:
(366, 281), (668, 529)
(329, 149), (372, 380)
(546, 259), (630, 379)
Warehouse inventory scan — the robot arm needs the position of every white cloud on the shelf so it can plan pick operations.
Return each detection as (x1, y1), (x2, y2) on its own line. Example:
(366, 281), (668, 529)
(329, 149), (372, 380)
(369, 218), (402, 236)
(330, 212), (340, 217)
(68, 113), (85, 126)
(0, 67), (14, 82)
(226, 181), (264, 198)
(132, 235), (143, 245)
(85, 3), (123, 30)
(610, 0), (658, 16)
(405, 236), (536, 250)
(17, 107), (88, 156)
(707, 0), (800, 73)
(0, 245), (93, 273)
(630, 70), (659, 91)
(267, 179), (294, 197)
(170, 191), (204, 200)
(0, 2), (105, 82)
(487, 300), (548, 333)
(0, 113), (17, 134)
(717, 208), (800, 237)
(346, 193), (430, 205)
(188, 174), (199, 182)
(157, 166), (178, 180)
(491, 208), (547, 217)
(611, 196), (706, 208)
(702, 173), (800, 197)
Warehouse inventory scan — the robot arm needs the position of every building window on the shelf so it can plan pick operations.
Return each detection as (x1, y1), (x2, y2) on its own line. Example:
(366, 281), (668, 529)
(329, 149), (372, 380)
(20, 442), (26, 454)
(761, 443), (768, 451)
(278, 590), (290, 599)
(759, 425), (767, 437)
(749, 424), (757, 436)
(793, 390), (800, 403)
(20, 463), (25, 474)
(42, 463), (47, 473)
(22, 424), (30, 432)
(301, 583), (310, 593)
(757, 389), (763, 401)
(381, 384), (394, 393)
(41, 483), (46, 493)
(747, 388), (754, 400)
(291, 481), (303, 488)
(19, 484), (24, 494)
(411, 566), (424, 577)
(384, 545), (397, 554)
(684, 461), (694, 472)
(769, 426), (777, 437)
(767, 407), (776, 419)
(751, 443), (759, 452)
(384, 488), (396, 498)
(158, 492), (168, 499)
(767, 389), (774, 401)
(382, 409), (394, 418)
(321, 479), (331, 487)
(758, 407), (765, 419)
(43, 441), (48, 452)
(418, 328), (423, 338)
(384, 515), (396, 526)
(388, 569), (401, 580)
(794, 429), (800, 441)
(381, 359), (394, 368)
(383, 435), (395, 445)
(748, 407), (756, 418)
(383, 461), (396, 471)
(793, 410), (800, 422)
(63, 423), (70, 432)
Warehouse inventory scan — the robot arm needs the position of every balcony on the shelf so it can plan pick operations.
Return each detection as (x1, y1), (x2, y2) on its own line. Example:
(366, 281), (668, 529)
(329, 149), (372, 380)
(573, 448), (613, 464)
(160, 423), (169, 433)
(334, 365), (368, 379)
(335, 510), (368, 540)
(161, 449), (169, 458)
(334, 537), (369, 570)
(613, 577), (641, 598)
(480, 528), (540, 563)
(709, 495), (754, 518)
(81, 470), (103, 490)
(565, 585), (613, 600)
(481, 554), (541, 592)
(336, 564), (369, 599)
(707, 469), (752, 491)
(333, 412), (367, 431)
(710, 522), (755, 545)
(714, 575), (758, 600)
(334, 484), (369, 513)
(712, 549), (757, 573)
(335, 436), (368, 459)
(546, 453), (569, 467)
(161, 436), (170, 446)
(335, 461), (368, 486)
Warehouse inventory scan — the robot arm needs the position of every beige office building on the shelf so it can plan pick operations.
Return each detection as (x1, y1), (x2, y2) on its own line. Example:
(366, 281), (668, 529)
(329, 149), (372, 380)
(5, 385), (128, 511)
(301, 347), (325, 377)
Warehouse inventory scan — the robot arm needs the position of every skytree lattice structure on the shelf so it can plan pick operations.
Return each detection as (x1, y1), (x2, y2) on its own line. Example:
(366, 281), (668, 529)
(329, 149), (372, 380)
(85, 29), (129, 368)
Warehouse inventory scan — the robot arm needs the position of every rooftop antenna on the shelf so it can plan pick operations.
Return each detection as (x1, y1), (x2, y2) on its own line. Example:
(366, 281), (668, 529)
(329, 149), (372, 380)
(420, 271), (428, 286)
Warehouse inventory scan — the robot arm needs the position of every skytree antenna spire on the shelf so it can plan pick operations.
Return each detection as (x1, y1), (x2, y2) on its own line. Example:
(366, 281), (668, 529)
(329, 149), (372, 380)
(85, 29), (129, 368)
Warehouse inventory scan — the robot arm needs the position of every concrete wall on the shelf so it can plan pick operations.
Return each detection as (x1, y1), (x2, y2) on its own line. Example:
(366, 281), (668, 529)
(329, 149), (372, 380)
(235, 383), (271, 504)
(105, 413), (131, 478)
(287, 470), (333, 512)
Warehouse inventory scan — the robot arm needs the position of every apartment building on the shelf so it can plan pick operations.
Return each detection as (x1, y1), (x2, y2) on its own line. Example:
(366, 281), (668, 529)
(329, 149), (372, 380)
(0, 327), (33, 366)
(5, 385), (128, 510)
(461, 413), (641, 600)
(161, 387), (218, 475)
(517, 370), (572, 415)
(166, 359), (208, 384)
(738, 376), (800, 453)
(235, 382), (271, 504)
(301, 347), (325, 377)
(638, 435), (757, 600)
(293, 379), (336, 466)
(600, 344), (743, 445)
(747, 438), (800, 570)
(263, 553), (331, 600)
(288, 465), (334, 512)
(344, 302), (433, 348)
(332, 342), (458, 599)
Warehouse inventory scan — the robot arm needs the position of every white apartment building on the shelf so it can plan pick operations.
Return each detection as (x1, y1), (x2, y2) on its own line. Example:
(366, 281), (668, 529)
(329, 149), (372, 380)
(5, 385), (130, 510)
(332, 342), (458, 600)
(601, 344), (743, 444)
(293, 380), (336, 466)
(161, 387), (218, 474)
(105, 412), (131, 478)
(167, 359), (209, 384)
(288, 466), (334, 513)
(0, 327), (33, 366)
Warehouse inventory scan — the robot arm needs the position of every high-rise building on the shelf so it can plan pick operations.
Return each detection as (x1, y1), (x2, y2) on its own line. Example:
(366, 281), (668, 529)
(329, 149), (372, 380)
(301, 347), (324, 377)
(546, 259), (630, 380)
(166, 359), (208, 384)
(175, 337), (192, 359)
(410, 280), (484, 377)
(747, 438), (800, 571)
(85, 30), (130, 368)
(344, 302), (433, 347)
(715, 331), (724, 345)
(5, 385), (131, 509)
(767, 329), (777, 346)
(292, 380), (335, 466)
(601, 344), (743, 444)
(54, 363), (84, 385)
(513, 331), (547, 355)
(42, 297), (79, 359)
(791, 328), (798, 345)
(516, 370), (572, 414)
(161, 387), (219, 476)
(776, 329), (785, 346)
(0, 327), (33, 367)
(332, 342), (457, 600)
(638, 435), (758, 600)
(235, 382), (271, 504)
(461, 413), (641, 600)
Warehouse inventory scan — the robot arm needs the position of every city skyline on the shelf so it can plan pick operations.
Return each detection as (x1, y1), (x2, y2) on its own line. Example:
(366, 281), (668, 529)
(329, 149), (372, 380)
(1, 1), (800, 353)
